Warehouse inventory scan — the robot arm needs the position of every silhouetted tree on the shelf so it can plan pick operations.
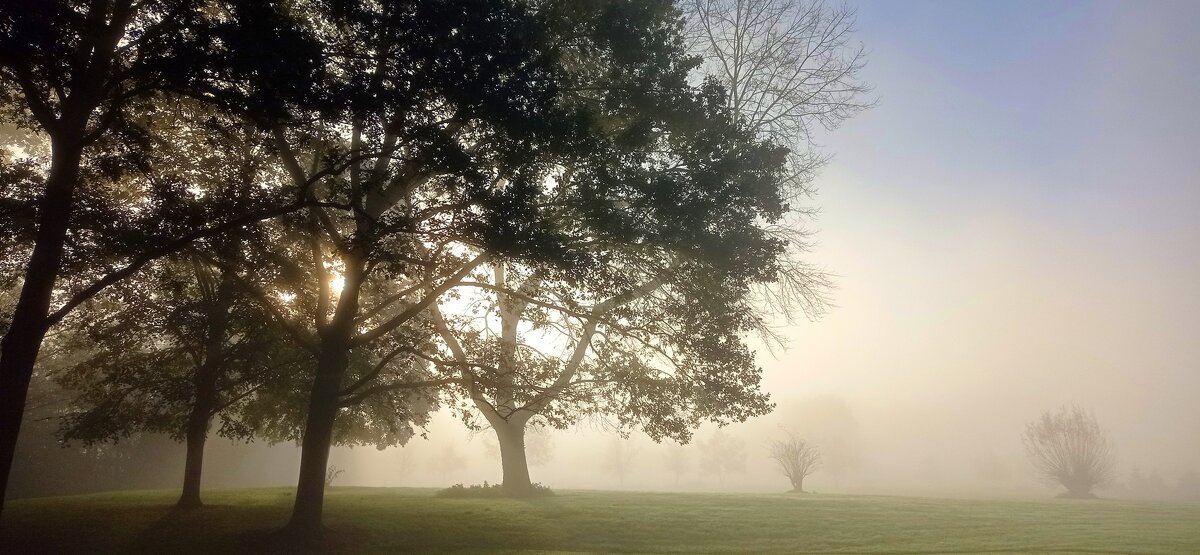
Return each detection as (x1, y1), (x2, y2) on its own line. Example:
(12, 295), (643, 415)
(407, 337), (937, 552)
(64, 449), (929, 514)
(769, 431), (820, 492)
(53, 257), (300, 508)
(0, 0), (320, 515)
(207, 0), (722, 532)
(1023, 405), (1115, 498)
(429, 0), (873, 498)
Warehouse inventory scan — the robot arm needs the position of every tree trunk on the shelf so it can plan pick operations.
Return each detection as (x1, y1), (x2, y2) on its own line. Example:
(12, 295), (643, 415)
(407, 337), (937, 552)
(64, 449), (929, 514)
(283, 342), (349, 537)
(791, 475), (805, 493)
(177, 273), (233, 509)
(495, 419), (533, 495)
(178, 418), (209, 508)
(0, 140), (84, 519)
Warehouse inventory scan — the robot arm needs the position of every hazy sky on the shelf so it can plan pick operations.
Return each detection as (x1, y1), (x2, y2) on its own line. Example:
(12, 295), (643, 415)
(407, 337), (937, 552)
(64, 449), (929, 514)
(765, 0), (1200, 483)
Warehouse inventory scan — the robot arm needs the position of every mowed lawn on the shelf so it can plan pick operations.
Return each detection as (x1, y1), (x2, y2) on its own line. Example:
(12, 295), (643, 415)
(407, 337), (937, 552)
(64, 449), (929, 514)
(2, 488), (1199, 554)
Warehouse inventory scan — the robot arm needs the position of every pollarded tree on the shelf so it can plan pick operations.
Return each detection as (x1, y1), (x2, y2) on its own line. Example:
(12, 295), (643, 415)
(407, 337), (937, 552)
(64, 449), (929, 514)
(769, 431), (820, 492)
(53, 256), (302, 508)
(1023, 405), (1115, 498)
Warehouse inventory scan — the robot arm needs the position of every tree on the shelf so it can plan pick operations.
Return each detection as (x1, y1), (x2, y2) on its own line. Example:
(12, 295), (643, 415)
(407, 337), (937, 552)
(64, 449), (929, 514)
(53, 257), (300, 508)
(1022, 405), (1115, 498)
(210, 0), (719, 532)
(778, 396), (859, 480)
(431, 0), (873, 498)
(0, 0), (320, 515)
(699, 429), (746, 488)
(684, 0), (870, 321)
(663, 443), (690, 485)
(602, 437), (639, 487)
(685, 0), (871, 198)
(768, 431), (820, 492)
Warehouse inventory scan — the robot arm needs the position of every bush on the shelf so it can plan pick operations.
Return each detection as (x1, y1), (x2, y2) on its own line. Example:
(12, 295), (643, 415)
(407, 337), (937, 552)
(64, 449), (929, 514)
(435, 481), (554, 498)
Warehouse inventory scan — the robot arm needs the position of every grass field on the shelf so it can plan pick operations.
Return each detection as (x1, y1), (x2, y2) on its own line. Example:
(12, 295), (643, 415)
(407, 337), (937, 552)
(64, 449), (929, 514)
(2, 487), (1198, 553)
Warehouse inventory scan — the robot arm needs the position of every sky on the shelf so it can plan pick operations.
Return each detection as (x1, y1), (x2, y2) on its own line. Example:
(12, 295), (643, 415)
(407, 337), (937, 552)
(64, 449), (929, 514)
(758, 0), (1200, 490)
(288, 0), (1200, 497)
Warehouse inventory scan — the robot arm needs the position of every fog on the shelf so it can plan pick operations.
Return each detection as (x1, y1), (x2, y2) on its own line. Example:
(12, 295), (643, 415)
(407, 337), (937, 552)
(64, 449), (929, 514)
(9, 0), (1200, 504)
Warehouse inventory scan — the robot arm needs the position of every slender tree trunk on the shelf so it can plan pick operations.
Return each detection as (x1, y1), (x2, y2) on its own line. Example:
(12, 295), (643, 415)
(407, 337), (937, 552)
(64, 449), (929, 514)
(178, 416), (209, 508)
(176, 364), (219, 508)
(0, 140), (84, 518)
(177, 273), (233, 508)
(495, 419), (533, 495)
(284, 338), (350, 536)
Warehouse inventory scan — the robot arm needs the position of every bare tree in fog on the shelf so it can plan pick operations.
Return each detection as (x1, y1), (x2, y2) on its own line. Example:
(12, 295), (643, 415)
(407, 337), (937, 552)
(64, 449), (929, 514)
(1023, 405), (1115, 498)
(699, 430), (746, 488)
(769, 431), (821, 493)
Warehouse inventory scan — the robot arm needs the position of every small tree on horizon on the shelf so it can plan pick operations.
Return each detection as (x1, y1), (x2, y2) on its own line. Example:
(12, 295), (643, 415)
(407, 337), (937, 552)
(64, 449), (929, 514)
(769, 431), (821, 493)
(1022, 405), (1115, 498)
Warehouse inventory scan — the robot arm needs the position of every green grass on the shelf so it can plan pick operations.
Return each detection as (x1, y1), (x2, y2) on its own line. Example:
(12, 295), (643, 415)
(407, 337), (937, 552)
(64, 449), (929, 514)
(2, 487), (1198, 553)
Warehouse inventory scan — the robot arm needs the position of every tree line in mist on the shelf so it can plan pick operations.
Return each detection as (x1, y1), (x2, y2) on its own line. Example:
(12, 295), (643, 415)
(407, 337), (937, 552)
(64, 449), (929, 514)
(0, 0), (871, 538)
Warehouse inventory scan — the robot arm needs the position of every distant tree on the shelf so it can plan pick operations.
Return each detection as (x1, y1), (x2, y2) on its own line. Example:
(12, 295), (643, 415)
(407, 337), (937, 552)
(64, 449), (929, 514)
(972, 453), (1013, 483)
(699, 430), (746, 488)
(431, 444), (467, 484)
(1176, 470), (1200, 501)
(663, 444), (691, 485)
(1023, 405), (1115, 498)
(769, 431), (821, 493)
(1127, 467), (1170, 500)
(603, 438), (639, 487)
(778, 397), (860, 480)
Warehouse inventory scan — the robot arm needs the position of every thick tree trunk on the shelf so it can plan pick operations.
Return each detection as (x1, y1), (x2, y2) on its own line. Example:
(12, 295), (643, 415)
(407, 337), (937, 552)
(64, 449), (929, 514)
(283, 342), (349, 537)
(791, 475), (805, 493)
(0, 141), (84, 518)
(495, 419), (533, 495)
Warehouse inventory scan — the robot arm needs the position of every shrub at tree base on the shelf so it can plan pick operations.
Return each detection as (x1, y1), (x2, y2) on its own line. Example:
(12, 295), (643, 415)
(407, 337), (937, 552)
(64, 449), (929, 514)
(436, 482), (554, 498)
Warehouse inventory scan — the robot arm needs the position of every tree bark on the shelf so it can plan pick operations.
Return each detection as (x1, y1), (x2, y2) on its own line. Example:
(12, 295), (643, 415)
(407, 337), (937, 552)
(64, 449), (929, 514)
(0, 139), (84, 518)
(495, 419), (534, 495)
(284, 349), (346, 536)
(178, 416), (209, 508)
(176, 272), (234, 508)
